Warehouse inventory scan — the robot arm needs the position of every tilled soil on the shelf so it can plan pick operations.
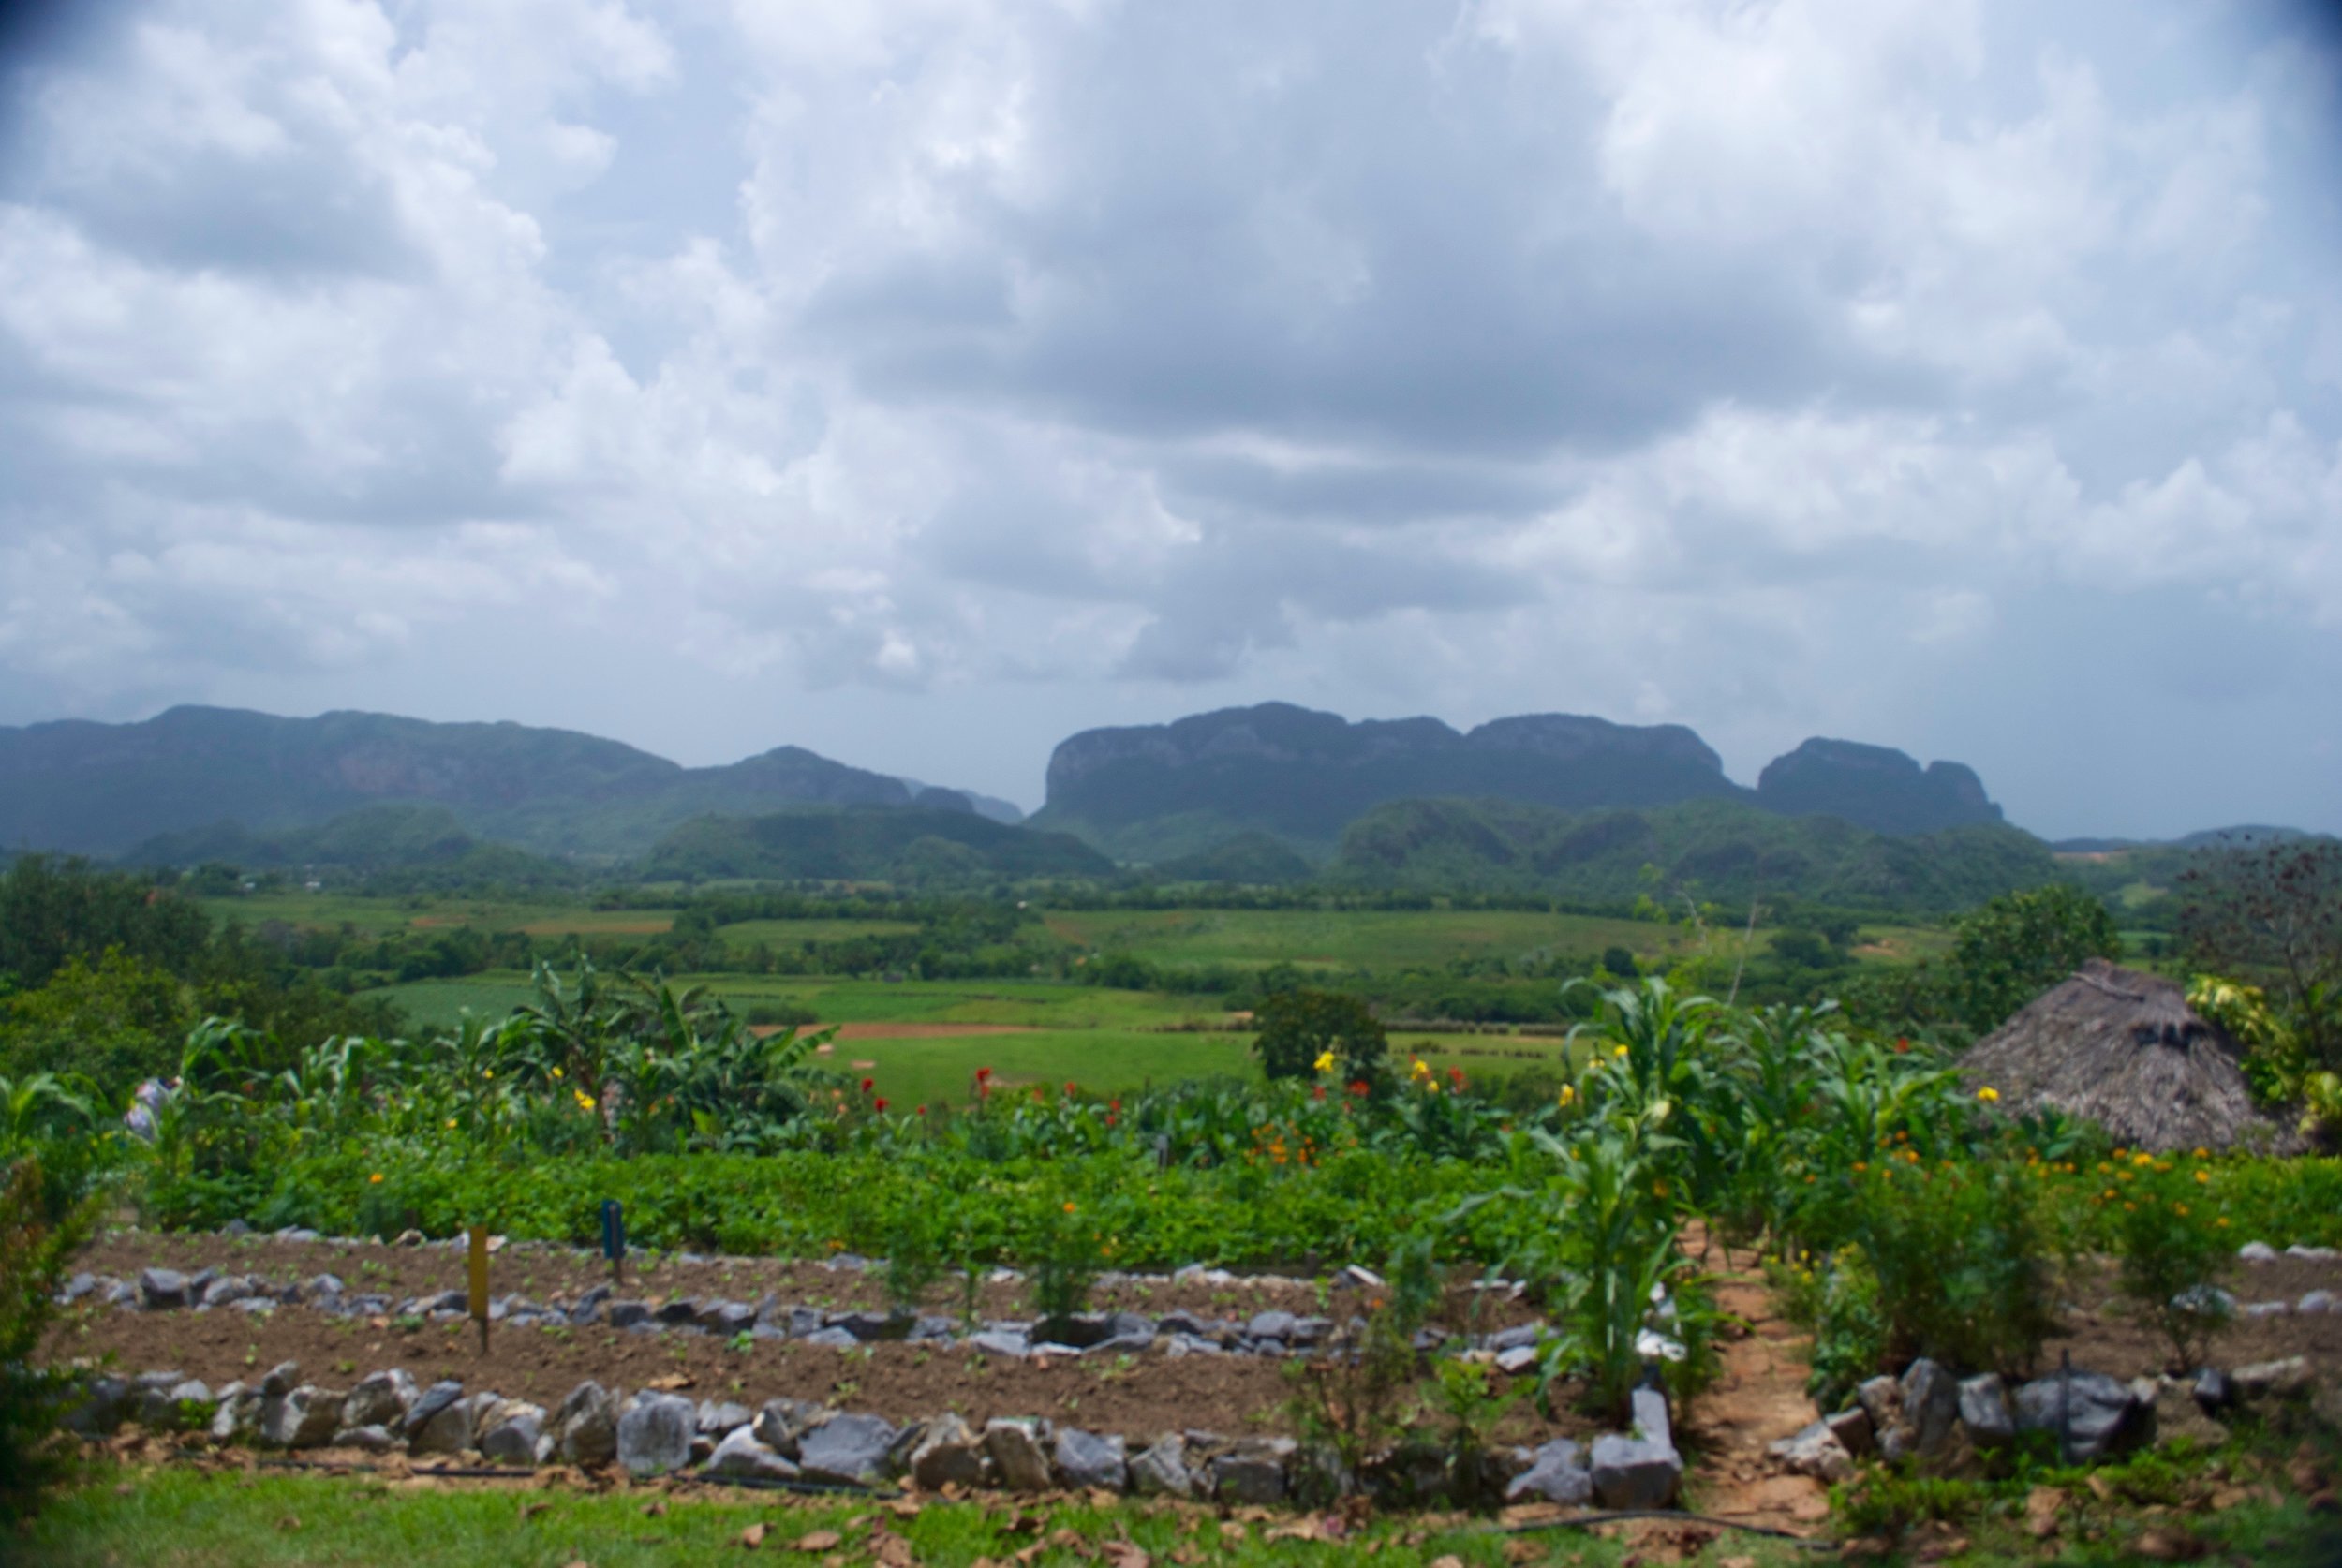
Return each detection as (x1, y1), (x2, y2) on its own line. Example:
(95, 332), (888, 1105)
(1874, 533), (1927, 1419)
(48, 1232), (1587, 1451)
(2046, 1254), (2342, 1383)
(66, 1229), (1543, 1336)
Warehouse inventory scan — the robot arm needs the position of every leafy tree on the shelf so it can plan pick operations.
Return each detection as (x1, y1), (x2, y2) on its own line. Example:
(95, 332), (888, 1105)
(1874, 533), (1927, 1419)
(1949, 883), (2120, 1033)
(1253, 987), (1390, 1091)
(2180, 840), (2342, 1071)
(0, 949), (187, 1084)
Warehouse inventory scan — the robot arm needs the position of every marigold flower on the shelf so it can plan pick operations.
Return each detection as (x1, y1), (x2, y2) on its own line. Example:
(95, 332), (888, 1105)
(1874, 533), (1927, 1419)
(2195, 1169), (2210, 1184)
(369, 1172), (383, 1184)
(1558, 1084), (1576, 1107)
(1313, 1049), (1337, 1073)
(1853, 1161), (1868, 1173)
(1613, 1044), (1629, 1058)
(1977, 1087), (1999, 1103)
(1062, 1201), (1076, 1214)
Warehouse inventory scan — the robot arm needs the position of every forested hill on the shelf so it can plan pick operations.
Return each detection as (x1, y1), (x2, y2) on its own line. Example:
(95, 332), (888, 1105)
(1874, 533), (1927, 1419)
(0, 706), (1015, 859)
(645, 806), (1114, 883)
(1330, 796), (2059, 914)
(1031, 702), (2006, 862)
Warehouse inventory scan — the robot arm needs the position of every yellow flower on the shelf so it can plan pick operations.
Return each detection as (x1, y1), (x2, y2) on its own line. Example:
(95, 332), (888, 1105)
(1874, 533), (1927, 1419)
(550, 1067), (563, 1080)
(1977, 1087), (2000, 1103)
(482, 1069), (494, 1079)
(444, 1117), (458, 1130)
(1557, 1085), (1576, 1108)
(368, 1173), (383, 1184)
(1062, 1202), (1076, 1215)
(1313, 1049), (1337, 1074)
(2194, 1169), (2210, 1184)
(1612, 1044), (1629, 1058)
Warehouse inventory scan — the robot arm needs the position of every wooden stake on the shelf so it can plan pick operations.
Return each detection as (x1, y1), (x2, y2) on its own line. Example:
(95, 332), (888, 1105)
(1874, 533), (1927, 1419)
(467, 1225), (491, 1353)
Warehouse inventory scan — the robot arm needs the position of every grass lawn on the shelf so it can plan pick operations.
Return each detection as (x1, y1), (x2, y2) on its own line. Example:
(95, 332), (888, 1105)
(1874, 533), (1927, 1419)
(11, 1464), (1722, 1568)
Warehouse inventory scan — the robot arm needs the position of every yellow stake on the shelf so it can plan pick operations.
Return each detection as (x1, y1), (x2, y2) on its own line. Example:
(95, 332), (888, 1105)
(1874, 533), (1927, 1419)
(467, 1226), (491, 1352)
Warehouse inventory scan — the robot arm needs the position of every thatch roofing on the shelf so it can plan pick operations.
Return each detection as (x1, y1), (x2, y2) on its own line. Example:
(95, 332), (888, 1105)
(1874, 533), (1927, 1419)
(1961, 958), (2298, 1154)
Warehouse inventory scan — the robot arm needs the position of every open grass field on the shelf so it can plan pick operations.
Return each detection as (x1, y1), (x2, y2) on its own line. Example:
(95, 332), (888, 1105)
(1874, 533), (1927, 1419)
(368, 970), (1571, 1107)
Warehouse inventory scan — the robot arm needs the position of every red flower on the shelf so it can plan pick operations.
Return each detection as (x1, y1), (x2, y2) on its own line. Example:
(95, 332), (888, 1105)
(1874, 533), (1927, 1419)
(1312, 1085), (1327, 1101)
(1894, 1038), (1911, 1055)
(1348, 1080), (1370, 1097)
(1064, 1081), (1077, 1096)
(1109, 1098), (1121, 1112)
(873, 1097), (889, 1114)
(916, 1104), (927, 1116)
(1447, 1067), (1465, 1086)
(975, 1066), (993, 1081)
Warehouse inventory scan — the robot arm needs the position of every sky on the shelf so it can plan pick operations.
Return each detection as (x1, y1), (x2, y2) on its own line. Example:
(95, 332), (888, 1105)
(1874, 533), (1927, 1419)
(2, 0), (2339, 838)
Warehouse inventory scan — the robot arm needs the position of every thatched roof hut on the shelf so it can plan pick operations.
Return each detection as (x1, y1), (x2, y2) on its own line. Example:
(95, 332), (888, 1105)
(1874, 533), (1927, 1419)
(1961, 958), (2296, 1154)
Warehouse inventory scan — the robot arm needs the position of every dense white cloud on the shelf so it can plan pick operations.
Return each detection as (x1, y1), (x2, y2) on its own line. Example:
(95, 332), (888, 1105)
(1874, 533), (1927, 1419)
(0, 0), (2337, 835)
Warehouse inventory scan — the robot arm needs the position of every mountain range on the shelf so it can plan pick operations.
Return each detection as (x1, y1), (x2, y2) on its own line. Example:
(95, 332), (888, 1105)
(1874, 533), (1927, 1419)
(1030, 703), (2002, 861)
(0, 705), (1018, 860)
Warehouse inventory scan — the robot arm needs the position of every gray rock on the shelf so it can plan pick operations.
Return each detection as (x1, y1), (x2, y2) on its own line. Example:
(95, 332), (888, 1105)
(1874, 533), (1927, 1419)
(554, 1382), (618, 1465)
(604, 1299), (653, 1329)
(798, 1413), (897, 1486)
(332, 1424), (399, 1453)
(2192, 1368), (2236, 1414)
(656, 1298), (700, 1325)
(784, 1305), (826, 1338)
(1488, 1322), (1544, 1353)
(408, 1391), (483, 1457)
(2238, 1241), (2279, 1263)
(696, 1400), (752, 1437)
(402, 1381), (466, 1439)
(304, 1273), (346, 1303)
(2231, 1356), (2312, 1402)
(701, 1300), (758, 1337)
(477, 1400), (546, 1465)
(2241, 1301), (2291, 1319)
(752, 1398), (825, 1457)
(835, 1309), (912, 1342)
(138, 1268), (190, 1309)
(1903, 1358), (1961, 1457)
(2299, 1290), (2338, 1314)
(705, 1426), (801, 1481)
(199, 1275), (254, 1309)
(1959, 1373), (2014, 1448)
(1590, 1432), (1682, 1509)
(209, 1385), (261, 1442)
(341, 1368), (418, 1432)
(64, 1374), (131, 1436)
(1495, 1344), (1541, 1376)
(133, 1377), (210, 1427)
(1855, 1373), (1901, 1438)
(1245, 1309), (1298, 1343)
(59, 1271), (101, 1305)
(1054, 1427), (1127, 1491)
(802, 1327), (861, 1349)
(1505, 1437), (1593, 1503)
(1130, 1434), (1194, 1498)
(911, 1413), (993, 1488)
(1087, 1329), (1156, 1356)
(1630, 1385), (1672, 1450)
(1768, 1420), (1854, 1483)
(985, 1418), (1055, 1490)
(2012, 1370), (2149, 1463)
(969, 1329), (1031, 1359)
(260, 1360), (301, 1398)
(1825, 1405), (1875, 1457)
(260, 1385), (344, 1450)
(1209, 1440), (1293, 1505)
(616, 1391), (697, 1476)
(2285, 1244), (2338, 1261)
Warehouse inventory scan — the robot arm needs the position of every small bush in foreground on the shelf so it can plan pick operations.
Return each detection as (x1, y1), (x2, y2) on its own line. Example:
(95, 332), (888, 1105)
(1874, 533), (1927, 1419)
(2, 1156), (99, 1522)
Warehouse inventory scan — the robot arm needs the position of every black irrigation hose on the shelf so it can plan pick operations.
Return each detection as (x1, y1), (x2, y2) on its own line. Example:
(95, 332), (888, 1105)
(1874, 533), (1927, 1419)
(251, 1456), (900, 1499)
(1482, 1508), (1839, 1550)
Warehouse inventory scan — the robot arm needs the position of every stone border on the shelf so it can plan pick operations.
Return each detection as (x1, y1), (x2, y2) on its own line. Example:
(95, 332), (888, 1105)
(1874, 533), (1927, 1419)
(60, 1358), (1682, 1511)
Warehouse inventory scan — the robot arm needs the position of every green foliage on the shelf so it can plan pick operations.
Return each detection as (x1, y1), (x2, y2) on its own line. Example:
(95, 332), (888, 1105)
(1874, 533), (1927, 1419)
(645, 806), (1112, 884)
(2100, 1151), (2235, 1370)
(1837, 1153), (2056, 1375)
(1332, 796), (2063, 916)
(1, 1156), (100, 1522)
(1948, 883), (2121, 1032)
(1018, 1189), (1105, 1322)
(1252, 987), (1390, 1091)
(2180, 838), (2342, 1071)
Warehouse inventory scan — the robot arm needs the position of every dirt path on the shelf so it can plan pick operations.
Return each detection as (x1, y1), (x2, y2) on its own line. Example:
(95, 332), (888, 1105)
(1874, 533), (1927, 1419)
(1680, 1242), (1832, 1538)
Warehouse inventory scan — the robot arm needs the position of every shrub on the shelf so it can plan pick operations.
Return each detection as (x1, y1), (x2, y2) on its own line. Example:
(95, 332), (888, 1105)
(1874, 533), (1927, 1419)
(1, 1156), (99, 1522)
(2102, 1153), (2234, 1370)
(1844, 1151), (2055, 1375)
